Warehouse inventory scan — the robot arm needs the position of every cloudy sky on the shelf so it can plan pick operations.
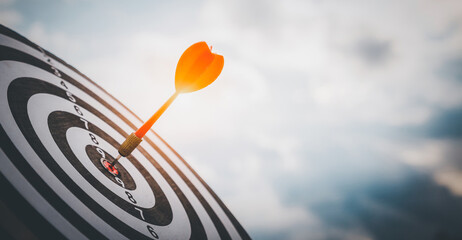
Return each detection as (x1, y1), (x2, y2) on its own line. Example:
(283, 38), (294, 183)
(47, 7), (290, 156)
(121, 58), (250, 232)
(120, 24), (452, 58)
(2, 0), (462, 239)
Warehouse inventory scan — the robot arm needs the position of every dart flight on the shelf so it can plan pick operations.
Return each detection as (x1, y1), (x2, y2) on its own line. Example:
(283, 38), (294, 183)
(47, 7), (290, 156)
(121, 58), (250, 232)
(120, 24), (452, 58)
(115, 41), (224, 163)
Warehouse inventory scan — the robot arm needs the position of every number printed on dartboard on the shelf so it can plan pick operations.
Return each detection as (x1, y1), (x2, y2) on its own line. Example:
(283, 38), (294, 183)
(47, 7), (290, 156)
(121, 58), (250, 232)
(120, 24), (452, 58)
(0, 24), (250, 240)
(57, 78), (161, 239)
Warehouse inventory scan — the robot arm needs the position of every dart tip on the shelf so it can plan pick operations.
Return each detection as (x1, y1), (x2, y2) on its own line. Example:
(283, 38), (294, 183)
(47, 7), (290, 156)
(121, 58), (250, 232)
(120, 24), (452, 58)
(109, 154), (121, 167)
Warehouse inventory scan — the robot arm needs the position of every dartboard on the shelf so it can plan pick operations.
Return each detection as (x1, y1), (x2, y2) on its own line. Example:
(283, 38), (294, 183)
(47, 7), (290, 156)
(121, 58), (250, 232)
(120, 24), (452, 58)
(0, 24), (250, 240)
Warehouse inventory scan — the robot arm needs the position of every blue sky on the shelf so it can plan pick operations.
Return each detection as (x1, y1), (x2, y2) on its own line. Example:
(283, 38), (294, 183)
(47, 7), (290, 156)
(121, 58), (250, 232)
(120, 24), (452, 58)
(2, 0), (462, 239)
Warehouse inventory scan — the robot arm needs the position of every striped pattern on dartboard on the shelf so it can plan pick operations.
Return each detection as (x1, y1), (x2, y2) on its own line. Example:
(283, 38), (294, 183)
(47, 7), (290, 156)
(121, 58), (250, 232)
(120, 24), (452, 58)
(0, 24), (250, 240)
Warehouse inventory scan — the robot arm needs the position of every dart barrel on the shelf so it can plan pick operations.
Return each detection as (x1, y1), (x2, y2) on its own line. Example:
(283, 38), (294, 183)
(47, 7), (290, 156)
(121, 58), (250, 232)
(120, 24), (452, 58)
(118, 133), (143, 157)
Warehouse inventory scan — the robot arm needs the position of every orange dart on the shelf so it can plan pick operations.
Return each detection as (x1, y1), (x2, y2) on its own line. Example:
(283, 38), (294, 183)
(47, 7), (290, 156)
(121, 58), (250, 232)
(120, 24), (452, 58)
(112, 42), (224, 164)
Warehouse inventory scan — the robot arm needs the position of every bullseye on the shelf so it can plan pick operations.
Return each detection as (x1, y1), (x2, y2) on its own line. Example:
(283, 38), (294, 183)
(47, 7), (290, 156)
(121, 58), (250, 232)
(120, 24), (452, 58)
(101, 158), (119, 177)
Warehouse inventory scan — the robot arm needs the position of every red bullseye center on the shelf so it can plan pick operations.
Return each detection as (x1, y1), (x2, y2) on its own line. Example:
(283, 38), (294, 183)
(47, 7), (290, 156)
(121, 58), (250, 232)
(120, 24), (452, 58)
(102, 159), (119, 176)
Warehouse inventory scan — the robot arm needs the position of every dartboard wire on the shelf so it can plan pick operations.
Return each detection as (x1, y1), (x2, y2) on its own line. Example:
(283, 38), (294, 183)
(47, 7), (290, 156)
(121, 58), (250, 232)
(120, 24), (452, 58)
(135, 140), (222, 239)
(0, 31), (143, 130)
(0, 44), (238, 238)
(0, 62), (208, 238)
(20, 68), (218, 239)
(140, 134), (236, 239)
(0, 26), (250, 239)
(0, 178), (37, 239)
(1, 71), (135, 239)
(0, 148), (77, 240)
(52, 61), (240, 240)
(4, 73), (192, 238)
(30, 95), (157, 209)
(30, 46), (241, 239)
(152, 134), (251, 240)
(57, 64), (238, 239)
(63, 127), (185, 238)
(0, 126), (98, 240)
(28, 93), (192, 234)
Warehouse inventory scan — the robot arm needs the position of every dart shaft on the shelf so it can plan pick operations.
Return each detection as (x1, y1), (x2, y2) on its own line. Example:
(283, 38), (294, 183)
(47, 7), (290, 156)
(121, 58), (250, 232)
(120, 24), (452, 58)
(115, 92), (179, 162)
(135, 91), (179, 138)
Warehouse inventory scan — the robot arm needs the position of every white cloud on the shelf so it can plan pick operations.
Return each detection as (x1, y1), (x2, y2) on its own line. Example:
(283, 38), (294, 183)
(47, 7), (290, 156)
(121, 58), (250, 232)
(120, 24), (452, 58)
(224, 154), (317, 233)
(25, 22), (84, 61)
(0, 0), (14, 5)
(434, 170), (462, 196)
(0, 9), (22, 27)
(381, 139), (451, 168)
